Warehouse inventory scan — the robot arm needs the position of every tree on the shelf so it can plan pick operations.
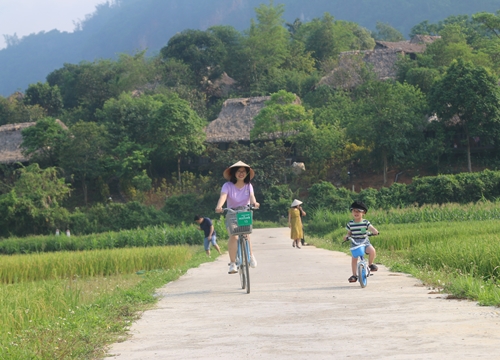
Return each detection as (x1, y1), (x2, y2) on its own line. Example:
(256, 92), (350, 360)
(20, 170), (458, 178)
(46, 60), (121, 120)
(148, 94), (206, 184)
(251, 90), (314, 141)
(352, 81), (428, 184)
(296, 13), (375, 72)
(473, 11), (500, 39)
(96, 92), (165, 147)
(0, 164), (71, 236)
(239, 0), (289, 92)
(0, 93), (46, 126)
(160, 29), (227, 83)
(302, 14), (337, 64)
(372, 22), (405, 42)
(208, 25), (246, 79)
(429, 59), (500, 172)
(21, 117), (68, 166)
(23, 82), (63, 116)
(59, 121), (110, 205)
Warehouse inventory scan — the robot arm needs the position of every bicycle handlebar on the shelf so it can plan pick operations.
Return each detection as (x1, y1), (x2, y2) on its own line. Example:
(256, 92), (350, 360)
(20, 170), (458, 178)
(221, 204), (258, 213)
(342, 231), (378, 243)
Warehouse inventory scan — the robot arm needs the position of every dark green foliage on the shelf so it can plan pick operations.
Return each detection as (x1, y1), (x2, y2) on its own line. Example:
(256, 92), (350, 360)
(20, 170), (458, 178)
(46, 60), (120, 119)
(306, 181), (353, 212)
(23, 82), (64, 116)
(260, 184), (295, 221)
(372, 22), (405, 41)
(21, 117), (68, 166)
(160, 29), (226, 82)
(69, 201), (170, 234)
(0, 164), (71, 237)
(375, 169), (500, 207)
(162, 192), (220, 224)
(305, 170), (500, 214)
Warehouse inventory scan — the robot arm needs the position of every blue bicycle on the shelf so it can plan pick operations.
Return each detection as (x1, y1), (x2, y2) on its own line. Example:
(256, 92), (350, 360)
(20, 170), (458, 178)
(344, 232), (377, 288)
(224, 206), (254, 294)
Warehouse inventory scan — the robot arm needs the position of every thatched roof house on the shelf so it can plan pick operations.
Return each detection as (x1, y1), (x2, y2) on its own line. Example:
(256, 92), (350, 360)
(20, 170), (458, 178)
(205, 96), (270, 143)
(319, 35), (441, 89)
(0, 120), (67, 164)
(375, 35), (441, 57)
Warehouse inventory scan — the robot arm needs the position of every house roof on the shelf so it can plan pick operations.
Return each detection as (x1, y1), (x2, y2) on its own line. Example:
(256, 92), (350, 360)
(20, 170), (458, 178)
(318, 35), (442, 89)
(375, 40), (426, 53)
(204, 96), (270, 143)
(318, 48), (403, 88)
(0, 120), (67, 164)
(374, 35), (441, 53)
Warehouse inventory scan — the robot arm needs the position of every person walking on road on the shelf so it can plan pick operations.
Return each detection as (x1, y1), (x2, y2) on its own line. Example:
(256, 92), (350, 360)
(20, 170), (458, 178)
(194, 215), (221, 257)
(289, 199), (306, 249)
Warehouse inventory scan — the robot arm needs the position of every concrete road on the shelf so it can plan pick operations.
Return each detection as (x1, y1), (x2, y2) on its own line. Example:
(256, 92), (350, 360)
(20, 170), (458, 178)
(106, 228), (500, 359)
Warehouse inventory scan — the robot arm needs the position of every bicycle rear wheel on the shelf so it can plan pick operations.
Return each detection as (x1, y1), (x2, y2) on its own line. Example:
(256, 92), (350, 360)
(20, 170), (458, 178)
(237, 237), (246, 289)
(241, 237), (250, 294)
(358, 262), (368, 288)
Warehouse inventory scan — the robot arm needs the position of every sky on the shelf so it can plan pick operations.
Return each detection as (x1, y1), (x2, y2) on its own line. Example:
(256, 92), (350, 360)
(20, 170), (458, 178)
(0, 0), (106, 49)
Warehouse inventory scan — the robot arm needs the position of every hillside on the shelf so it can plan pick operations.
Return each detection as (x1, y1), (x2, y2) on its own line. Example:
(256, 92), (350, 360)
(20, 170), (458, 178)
(0, 0), (499, 96)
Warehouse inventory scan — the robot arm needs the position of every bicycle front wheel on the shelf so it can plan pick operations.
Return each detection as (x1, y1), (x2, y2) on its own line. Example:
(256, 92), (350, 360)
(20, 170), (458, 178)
(241, 237), (250, 294)
(358, 262), (368, 288)
(237, 237), (246, 289)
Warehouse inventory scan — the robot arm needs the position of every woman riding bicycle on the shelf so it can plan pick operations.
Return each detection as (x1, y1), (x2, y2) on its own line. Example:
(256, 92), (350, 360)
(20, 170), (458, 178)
(215, 161), (260, 274)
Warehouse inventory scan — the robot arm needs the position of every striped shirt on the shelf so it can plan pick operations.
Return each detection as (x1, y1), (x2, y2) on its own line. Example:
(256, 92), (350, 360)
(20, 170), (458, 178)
(346, 219), (371, 248)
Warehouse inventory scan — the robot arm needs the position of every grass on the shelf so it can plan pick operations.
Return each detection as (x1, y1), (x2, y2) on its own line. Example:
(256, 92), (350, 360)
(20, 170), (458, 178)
(253, 220), (283, 228)
(0, 243), (225, 359)
(0, 246), (192, 284)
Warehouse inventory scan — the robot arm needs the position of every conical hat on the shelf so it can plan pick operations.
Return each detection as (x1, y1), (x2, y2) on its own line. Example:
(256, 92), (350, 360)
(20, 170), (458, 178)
(223, 161), (255, 180)
(291, 199), (303, 207)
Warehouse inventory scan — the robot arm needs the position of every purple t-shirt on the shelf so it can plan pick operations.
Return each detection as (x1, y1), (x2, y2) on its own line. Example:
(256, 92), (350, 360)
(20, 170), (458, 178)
(221, 182), (254, 208)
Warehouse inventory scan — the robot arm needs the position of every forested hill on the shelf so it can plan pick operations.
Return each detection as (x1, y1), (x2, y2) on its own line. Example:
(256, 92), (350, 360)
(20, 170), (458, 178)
(0, 0), (499, 96)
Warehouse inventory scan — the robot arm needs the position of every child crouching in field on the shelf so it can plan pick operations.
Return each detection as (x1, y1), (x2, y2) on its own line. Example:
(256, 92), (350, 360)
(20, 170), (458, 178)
(343, 201), (379, 283)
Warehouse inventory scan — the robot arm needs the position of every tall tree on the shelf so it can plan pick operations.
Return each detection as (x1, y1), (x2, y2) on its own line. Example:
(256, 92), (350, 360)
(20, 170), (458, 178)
(59, 121), (110, 205)
(239, 0), (289, 92)
(148, 94), (206, 184)
(429, 59), (500, 172)
(160, 29), (227, 83)
(372, 22), (405, 42)
(352, 81), (428, 184)
(23, 82), (64, 116)
(21, 117), (68, 166)
(251, 90), (314, 141)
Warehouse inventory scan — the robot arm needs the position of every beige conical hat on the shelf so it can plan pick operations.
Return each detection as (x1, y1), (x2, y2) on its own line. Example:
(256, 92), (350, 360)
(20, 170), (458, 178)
(223, 161), (255, 180)
(291, 199), (303, 207)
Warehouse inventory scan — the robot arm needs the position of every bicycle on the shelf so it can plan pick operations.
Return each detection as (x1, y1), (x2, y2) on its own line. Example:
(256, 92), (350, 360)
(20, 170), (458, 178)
(223, 205), (255, 294)
(344, 232), (377, 288)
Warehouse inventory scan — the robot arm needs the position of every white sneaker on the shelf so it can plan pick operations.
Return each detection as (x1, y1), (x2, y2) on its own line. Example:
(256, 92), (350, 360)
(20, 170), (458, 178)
(250, 255), (257, 268)
(228, 262), (238, 274)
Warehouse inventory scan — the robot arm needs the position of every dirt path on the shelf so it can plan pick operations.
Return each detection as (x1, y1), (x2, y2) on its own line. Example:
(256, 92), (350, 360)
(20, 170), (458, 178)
(105, 228), (500, 359)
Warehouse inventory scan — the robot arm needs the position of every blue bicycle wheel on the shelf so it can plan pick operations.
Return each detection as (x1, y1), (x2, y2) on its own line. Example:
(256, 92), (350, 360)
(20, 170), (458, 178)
(358, 262), (368, 288)
(242, 237), (250, 294)
(237, 238), (246, 289)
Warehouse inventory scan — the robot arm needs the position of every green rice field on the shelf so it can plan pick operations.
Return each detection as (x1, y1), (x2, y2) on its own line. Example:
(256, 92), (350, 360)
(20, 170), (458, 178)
(0, 223), (224, 359)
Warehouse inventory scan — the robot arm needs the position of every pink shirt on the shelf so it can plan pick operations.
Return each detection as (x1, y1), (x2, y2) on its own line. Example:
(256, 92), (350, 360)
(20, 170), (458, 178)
(221, 182), (254, 208)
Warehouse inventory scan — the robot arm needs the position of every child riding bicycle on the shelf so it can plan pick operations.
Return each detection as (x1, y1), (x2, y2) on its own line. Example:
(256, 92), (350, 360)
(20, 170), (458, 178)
(343, 200), (379, 283)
